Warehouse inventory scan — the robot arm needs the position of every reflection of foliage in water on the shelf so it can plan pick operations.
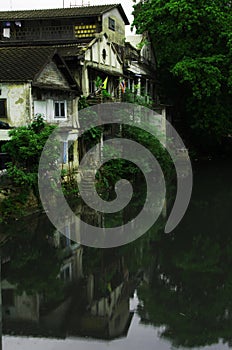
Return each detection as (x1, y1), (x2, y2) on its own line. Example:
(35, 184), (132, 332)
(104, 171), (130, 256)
(1, 214), (65, 306)
(136, 160), (232, 348)
(82, 211), (167, 299)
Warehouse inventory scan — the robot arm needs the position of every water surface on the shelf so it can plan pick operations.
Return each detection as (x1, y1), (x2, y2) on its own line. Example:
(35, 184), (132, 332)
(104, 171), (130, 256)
(1, 159), (232, 350)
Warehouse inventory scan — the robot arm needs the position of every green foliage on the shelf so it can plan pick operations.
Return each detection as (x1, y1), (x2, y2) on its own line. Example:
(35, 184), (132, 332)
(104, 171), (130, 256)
(0, 116), (56, 221)
(97, 124), (173, 200)
(95, 88), (173, 197)
(136, 38), (150, 50)
(93, 76), (112, 100)
(0, 191), (29, 222)
(123, 124), (173, 177)
(78, 95), (89, 110)
(3, 116), (56, 175)
(171, 55), (224, 99)
(78, 106), (103, 153)
(123, 88), (153, 108)
(101, 89), (111, 99)
(133, 0), (232, 145)
(94, 76), (103, 89)
(61, 169), (80, 200)
(82, 125), (102, 152)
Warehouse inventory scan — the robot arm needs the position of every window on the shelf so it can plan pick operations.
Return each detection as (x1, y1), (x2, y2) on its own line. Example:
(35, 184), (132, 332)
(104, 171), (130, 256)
(54, 101), (66, 119)
(102, 49), (107, 61)
(3, 28), (10, 38)
(0, 99), (7, 118)
(108, 17), (115, 31)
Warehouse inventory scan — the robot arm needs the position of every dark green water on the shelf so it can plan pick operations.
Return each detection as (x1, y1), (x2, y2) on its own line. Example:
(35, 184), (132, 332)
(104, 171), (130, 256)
(1, 159), (232, 350)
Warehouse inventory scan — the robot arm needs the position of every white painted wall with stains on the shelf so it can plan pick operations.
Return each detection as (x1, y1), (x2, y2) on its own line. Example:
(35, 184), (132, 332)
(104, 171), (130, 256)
(0, 83), (31, 127)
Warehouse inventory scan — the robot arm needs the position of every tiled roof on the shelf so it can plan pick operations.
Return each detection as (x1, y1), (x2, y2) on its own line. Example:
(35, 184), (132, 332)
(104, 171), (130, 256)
(0, 4), (129, 24)
(55, 43), (90, 57)
(0, 46), (57, 81)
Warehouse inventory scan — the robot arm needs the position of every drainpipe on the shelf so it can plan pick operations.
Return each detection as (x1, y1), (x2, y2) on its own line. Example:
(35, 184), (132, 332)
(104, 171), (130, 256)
(72, 96), (80, 129)
(29, 83), (33, 123)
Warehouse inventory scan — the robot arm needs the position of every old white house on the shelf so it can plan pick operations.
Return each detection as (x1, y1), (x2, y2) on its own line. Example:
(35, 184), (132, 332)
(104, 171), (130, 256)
(0, 46), (81, 170)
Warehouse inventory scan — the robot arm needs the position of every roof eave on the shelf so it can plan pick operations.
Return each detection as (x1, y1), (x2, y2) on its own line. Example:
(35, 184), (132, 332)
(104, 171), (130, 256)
(32, 82), (81, 95)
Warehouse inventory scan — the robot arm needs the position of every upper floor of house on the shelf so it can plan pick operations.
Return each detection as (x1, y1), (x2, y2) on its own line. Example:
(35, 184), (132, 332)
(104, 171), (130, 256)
(0, 4), (129, 47)
(125, 34), (157, 73)
(0, 46), (81, 128)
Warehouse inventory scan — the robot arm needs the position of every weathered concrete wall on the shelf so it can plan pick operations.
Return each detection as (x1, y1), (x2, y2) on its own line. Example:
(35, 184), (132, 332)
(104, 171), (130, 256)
(0, 83), (31, 127)
(102, 9), (125, 46)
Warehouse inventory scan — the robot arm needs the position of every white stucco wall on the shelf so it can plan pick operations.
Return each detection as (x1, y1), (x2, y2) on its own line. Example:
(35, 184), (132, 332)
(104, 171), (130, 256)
(0, 83), (31, 127)
(84, 36), (123, 76)
(81, 35), (123, 96)
(90, 37), (121, 69)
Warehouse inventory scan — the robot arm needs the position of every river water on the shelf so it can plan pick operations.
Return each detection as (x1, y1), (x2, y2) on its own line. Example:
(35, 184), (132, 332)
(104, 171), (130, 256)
(1, 158), (232, 350)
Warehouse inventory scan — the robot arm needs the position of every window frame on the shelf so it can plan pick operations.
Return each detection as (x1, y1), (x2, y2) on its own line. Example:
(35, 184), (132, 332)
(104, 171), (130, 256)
(108, 17), (115, 31)
(54, 100), (67, 120)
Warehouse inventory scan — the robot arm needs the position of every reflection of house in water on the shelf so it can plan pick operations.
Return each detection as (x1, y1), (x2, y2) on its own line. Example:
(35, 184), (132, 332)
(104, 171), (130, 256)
(76, 280), (134, 339)
(2, 278), (69, 338)
(53, 230), (84, 282)
(67, 255), (134, 340)
(2, 280), (40, 322)
(1, 234), (135, 340)
(1, 231), (84, 338)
